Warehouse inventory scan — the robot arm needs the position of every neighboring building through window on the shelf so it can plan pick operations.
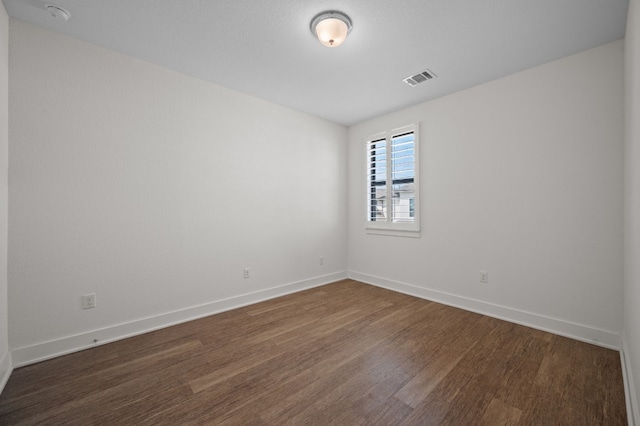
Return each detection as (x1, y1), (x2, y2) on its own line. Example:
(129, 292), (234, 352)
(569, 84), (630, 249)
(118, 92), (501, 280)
(366, 123), (419, 236)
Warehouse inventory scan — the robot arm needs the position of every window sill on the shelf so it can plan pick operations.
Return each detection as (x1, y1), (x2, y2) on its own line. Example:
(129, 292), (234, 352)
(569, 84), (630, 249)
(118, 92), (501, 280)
(365, 227), (421, 238)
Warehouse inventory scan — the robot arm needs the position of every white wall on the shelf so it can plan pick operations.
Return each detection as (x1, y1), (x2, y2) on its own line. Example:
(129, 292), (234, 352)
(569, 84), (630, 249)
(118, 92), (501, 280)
(8, 21), (347, 365)
(624, 0), (640, 422)
(348, 41), (624, 348)
(0, 2), (10, 391)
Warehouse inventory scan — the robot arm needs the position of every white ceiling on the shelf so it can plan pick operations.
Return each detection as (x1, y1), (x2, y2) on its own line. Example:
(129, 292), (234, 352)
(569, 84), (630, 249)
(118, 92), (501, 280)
(2, 0), (630, 126)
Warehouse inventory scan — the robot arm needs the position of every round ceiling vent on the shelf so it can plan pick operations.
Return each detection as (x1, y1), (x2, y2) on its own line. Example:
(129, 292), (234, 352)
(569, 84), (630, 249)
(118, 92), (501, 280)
(46, 5), (71, 21)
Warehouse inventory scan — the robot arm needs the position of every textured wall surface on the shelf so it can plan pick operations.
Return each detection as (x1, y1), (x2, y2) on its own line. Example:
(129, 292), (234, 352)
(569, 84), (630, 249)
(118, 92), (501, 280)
(348, 41), (624, 346)
(624, 0), (640, 422)
(8, 21), (347, 357)
(0, 1), (10, 389)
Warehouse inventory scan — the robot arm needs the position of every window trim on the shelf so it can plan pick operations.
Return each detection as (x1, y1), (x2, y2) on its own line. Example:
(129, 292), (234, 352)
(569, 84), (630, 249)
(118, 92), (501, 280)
(365, 123), (420, 237)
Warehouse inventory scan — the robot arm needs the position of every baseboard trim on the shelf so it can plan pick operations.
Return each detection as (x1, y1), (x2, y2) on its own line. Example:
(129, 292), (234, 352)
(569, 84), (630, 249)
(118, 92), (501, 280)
(11, 271), (348, 367)
(10, 270), (621, 367)
(348, 271), (621, 350)
(0, 350), (12, 395)
(621, 335), (639, 426)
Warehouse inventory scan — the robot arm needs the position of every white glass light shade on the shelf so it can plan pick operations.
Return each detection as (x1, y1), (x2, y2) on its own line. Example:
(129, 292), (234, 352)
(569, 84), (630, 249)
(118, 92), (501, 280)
(311, 11), (352, 48)
(315, 18), (348, 47)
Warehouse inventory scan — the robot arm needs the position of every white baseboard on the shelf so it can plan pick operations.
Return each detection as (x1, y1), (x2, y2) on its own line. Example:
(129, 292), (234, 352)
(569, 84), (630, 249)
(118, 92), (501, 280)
(11, 271), (348, 368)
(0, 350), (12, 395)
(622, 335), (639, 426)
(348, 271), (621, 350)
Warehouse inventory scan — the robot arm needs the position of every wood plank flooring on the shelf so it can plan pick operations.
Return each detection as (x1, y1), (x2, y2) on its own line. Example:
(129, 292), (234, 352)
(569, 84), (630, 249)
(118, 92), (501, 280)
(0, 280), (627, 425)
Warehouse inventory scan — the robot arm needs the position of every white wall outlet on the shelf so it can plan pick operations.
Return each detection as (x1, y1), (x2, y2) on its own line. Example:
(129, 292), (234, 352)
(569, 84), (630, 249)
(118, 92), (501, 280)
(82, 293), (96, 309)
(243, 268), (250, 279)
(480, 271), (489, 283)
(320, 256), (324, 265)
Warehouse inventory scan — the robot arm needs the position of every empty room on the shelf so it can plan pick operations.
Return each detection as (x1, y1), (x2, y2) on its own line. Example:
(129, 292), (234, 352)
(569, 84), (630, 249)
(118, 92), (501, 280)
(0, 0), (639, 424)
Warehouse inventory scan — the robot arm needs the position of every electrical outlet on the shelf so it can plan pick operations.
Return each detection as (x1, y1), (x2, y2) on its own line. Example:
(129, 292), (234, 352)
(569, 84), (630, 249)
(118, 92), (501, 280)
(82, 293), (96, 309)
(480, 271), (489, 283)
(243, 268), (250, 279)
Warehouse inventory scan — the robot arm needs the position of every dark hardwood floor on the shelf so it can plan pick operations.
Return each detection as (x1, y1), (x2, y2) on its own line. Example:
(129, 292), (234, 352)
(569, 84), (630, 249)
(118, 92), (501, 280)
(0, 280), (627, 425)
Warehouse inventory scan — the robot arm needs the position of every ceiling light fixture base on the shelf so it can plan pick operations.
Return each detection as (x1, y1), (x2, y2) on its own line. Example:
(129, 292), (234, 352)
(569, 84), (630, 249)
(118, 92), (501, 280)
(45, 5), (71, 21)
(310, 11), (352, 48)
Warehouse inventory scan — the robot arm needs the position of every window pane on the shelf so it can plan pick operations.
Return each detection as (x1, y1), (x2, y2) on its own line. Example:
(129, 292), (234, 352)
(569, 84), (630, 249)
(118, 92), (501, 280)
(368, 185), (387, 221)
(367, 139), (387, 221)
(391, 132), (414, 182)
(391, 182), (414, 222)
(391, 132), (415, 223)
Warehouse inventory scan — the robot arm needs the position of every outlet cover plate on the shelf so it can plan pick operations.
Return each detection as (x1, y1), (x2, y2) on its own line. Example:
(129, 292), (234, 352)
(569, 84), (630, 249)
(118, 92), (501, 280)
(82, 294), (96, 309)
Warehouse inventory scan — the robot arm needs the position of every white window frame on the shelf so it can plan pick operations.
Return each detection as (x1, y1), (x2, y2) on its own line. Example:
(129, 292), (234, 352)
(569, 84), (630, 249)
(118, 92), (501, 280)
(365, 123), (420, 237)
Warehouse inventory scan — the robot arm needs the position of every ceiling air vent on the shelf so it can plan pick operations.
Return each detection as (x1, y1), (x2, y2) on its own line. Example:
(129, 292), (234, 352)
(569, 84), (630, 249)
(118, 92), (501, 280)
(403, 69), (437, 87)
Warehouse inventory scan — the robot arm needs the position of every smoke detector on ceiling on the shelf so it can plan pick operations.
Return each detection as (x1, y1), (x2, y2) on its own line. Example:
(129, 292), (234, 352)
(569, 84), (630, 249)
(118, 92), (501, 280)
(46, 5), (71, 21)
(403, 69), (437, 87)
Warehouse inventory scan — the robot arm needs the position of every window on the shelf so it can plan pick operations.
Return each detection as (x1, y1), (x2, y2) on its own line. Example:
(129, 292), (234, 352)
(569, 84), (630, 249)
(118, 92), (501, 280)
(366, 123), (419, 236)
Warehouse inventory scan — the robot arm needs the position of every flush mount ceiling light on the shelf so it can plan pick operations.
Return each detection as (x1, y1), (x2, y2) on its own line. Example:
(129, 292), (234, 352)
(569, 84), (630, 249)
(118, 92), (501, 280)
(310, 11), (352, 47)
